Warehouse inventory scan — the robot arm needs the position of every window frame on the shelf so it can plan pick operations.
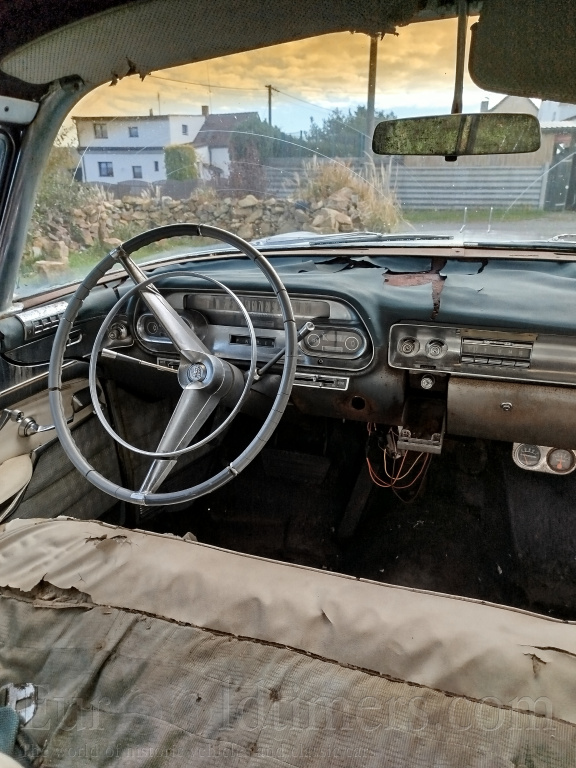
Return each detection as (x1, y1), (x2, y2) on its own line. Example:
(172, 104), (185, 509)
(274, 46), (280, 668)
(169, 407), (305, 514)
(182, 124), (188, 136)
(132, 165), (143, 179)
(98, 161), (114, 177)
(128, 126), (139, 138)
(93, 123), (108, 139)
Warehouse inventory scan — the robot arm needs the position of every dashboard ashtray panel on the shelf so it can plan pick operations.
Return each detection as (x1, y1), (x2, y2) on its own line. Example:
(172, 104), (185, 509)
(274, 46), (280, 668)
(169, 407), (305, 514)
(512, 443), (576, 475)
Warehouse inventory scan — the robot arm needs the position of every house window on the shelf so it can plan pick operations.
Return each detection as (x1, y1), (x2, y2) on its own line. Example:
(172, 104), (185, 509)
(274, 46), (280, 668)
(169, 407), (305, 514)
(128, 126), (139, 138)
(182, 124), (188, 135)
(93, 123), (108, 139)
(98, 161), (114, 177)
(154, 161), (159, 171)
(132, 166), (143, 179)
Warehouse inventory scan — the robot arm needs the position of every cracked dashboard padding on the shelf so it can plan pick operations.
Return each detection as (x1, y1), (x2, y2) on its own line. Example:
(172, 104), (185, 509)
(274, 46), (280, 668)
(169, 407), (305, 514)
(435, 260), (576, 332)
(1, 517), (576, 727)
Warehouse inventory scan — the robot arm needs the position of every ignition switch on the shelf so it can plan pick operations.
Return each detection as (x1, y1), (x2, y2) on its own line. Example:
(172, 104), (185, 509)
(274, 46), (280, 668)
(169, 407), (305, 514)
(107, 321), (129, 341)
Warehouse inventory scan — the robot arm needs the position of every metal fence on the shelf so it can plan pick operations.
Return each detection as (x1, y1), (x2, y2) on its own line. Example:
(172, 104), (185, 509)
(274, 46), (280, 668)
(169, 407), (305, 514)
(92, 163), (548, 209)
(389, 166), (545, 209)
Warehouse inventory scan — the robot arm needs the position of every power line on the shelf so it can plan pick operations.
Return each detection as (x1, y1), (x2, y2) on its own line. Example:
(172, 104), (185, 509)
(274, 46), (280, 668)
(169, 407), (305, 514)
(149, 73), (387, 99)
(273, 88), (373, 138)
(149, 74), (260, 92)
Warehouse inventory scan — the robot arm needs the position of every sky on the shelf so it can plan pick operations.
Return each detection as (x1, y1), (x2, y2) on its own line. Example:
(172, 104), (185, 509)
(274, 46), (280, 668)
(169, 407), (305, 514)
(71, 17), (498, 137)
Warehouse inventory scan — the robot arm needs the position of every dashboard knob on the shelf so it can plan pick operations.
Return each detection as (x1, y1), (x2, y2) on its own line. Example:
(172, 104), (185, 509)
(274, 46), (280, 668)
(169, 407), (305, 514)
(398, 337), (419, 355)
(426, 339), (447, 358)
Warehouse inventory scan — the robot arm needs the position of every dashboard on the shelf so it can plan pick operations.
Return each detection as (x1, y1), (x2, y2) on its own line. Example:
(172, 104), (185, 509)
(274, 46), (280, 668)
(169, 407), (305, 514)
(5, 250), (576, 479)
(132, 291), (372, 393)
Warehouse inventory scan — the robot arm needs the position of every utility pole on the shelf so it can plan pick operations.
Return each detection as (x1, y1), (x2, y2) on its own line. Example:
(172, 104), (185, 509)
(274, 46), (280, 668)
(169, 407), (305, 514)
(265, 84), (273, 125)
(365, 35), (379, 157)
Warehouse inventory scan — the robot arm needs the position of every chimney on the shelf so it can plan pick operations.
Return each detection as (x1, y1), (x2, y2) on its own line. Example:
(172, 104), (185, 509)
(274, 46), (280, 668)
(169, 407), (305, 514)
(480, 98), (489, 113)
(149, 108), (153, 116)
(201, 105), (209, 117)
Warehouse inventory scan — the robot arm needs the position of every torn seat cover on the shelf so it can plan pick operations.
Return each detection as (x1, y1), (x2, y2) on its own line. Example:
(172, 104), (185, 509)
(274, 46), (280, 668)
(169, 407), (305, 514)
(0, 518), (575, 765)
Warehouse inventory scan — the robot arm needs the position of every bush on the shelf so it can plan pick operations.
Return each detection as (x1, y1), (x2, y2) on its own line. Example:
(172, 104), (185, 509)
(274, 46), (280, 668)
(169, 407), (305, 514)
(164, 145), (199, 180)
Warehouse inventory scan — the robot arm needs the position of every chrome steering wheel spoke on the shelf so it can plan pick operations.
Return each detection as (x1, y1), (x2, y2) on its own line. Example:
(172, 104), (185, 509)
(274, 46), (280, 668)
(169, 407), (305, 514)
(139, 386), (223, 494)
(119, 251), (209, 358)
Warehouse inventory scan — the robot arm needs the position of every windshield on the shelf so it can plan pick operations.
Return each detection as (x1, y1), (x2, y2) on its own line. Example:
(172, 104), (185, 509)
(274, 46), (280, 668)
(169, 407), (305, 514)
(16, 17), (576, 298)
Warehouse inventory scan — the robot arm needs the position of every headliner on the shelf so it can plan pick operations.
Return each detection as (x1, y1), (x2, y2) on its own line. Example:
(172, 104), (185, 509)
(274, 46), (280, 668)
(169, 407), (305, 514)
(0, 0), (470, 101)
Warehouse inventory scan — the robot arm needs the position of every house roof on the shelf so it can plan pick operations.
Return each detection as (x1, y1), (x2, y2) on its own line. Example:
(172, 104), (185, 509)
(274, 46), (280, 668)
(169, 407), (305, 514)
(488, 94), (538, 116)
(540, 121), (576, 132)
(193, 112), (260, 149)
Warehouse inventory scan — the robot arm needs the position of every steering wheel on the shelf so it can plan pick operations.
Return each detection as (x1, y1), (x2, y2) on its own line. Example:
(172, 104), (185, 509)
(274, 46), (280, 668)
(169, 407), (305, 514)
(48, 224), (297, 507)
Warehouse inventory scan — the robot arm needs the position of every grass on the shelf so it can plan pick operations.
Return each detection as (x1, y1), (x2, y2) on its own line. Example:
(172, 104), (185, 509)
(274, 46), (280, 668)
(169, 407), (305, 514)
(402, 206), (548, 225)
(16, 234), (226, 299)
(296, 157), (404, 232)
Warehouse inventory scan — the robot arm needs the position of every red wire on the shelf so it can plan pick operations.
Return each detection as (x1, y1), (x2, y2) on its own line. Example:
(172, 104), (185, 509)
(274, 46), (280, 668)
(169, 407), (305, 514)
(365, 425), (432, 493)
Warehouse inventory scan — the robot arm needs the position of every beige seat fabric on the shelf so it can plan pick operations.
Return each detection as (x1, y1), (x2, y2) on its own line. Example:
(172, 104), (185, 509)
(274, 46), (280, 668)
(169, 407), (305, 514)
(0, 590), (574, 768)
(0, 517), (575, 729)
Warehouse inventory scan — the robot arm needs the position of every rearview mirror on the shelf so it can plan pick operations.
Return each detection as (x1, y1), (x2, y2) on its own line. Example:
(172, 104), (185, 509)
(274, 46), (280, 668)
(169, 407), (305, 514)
(372, 113), (541, 157)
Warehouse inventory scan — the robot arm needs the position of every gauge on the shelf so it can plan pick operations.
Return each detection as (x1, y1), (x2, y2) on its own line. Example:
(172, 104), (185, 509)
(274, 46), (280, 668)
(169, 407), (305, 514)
(546, 448), (575, 474)
(516, 444), (541, 468)
(145, 318), (162, 337)
(302, 327), (365, 357)
(306, 333), (321, 348)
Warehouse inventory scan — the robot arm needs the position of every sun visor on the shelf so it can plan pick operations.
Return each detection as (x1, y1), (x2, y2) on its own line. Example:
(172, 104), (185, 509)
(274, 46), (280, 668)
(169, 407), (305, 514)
(469, 0), (576, 103)
(0, 0), (418, 87)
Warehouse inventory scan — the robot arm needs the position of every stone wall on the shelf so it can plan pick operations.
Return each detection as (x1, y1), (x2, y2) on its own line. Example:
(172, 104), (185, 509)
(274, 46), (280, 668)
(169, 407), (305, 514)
(28, 188), (370, 276)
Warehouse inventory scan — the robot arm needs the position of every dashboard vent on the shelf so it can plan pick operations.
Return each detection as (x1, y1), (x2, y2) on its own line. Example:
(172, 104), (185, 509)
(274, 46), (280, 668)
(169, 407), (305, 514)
(460, 338), (533, 368)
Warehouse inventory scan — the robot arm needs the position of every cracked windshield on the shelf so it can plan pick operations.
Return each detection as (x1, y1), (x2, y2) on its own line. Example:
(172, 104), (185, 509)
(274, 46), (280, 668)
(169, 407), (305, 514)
(17, 17), (576, 297)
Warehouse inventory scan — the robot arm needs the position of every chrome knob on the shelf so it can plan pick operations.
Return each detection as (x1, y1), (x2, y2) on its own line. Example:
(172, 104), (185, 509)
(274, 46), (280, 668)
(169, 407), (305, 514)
(426, 339), (446, 358)
(398, 337), (419, 355)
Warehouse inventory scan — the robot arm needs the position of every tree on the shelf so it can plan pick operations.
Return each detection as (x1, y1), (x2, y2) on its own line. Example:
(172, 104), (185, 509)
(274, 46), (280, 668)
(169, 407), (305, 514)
(304, 105), (396, 158)
(164, 144), (199, 180)
(228, 115), (302, 195)
(229, 115), (305, 161)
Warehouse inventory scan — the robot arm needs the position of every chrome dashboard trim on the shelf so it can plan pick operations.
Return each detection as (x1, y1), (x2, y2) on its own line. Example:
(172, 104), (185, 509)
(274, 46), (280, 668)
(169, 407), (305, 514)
(134, 290), (375, 373)
(390, 322), (576, 387)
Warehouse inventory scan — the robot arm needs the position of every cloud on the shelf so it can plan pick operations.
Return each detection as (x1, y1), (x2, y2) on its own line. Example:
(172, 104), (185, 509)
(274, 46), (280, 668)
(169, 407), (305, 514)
(71, 17), (489, 132)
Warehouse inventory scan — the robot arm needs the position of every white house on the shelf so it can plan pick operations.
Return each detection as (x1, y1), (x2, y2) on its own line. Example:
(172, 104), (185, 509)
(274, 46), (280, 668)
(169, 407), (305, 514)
(539, 101), (576, 122)
(74, 109), (259, 184)
(73, 112), (206, 183)
(192, 112), (258, 180)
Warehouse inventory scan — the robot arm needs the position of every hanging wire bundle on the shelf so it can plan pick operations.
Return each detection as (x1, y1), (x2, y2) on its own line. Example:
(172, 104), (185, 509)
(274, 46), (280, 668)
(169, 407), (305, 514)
(366, 423), (431, 501)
